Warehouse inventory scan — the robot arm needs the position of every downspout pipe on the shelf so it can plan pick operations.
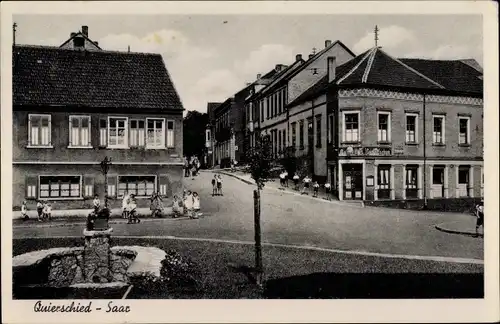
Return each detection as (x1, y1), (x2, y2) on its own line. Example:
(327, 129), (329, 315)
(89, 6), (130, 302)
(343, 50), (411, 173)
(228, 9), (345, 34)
(423, 94), (427, 209)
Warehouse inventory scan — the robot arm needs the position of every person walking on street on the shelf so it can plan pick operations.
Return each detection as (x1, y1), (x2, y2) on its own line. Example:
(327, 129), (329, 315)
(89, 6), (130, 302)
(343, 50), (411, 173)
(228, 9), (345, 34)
(301, 176), (311, 195)
(217, 175), (223, 196)
(283, 170), (289, 187)
(192, 192), (201, 218)
(313, 181), (320, 197)
(279, 171), (286, 189)
(183, 190), (193, 217)
(324, 182), (332, 200)
(293, 173), (300, 191)
(36, 200), (44, 222)
(211, 175), (217, 196)
(475, 199), (484, 237)
(122, 190), (130, 219)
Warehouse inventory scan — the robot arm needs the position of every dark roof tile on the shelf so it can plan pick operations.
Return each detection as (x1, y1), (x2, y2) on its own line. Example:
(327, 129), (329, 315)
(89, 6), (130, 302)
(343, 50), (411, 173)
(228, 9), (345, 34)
(13, 45), (183, 110)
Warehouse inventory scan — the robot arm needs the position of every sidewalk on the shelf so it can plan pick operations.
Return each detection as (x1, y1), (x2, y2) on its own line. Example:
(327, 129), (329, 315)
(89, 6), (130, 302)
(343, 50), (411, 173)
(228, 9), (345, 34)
(435, 217), (484, 238)
(12, 207), (173, 221)
(212, 170), (364, 207)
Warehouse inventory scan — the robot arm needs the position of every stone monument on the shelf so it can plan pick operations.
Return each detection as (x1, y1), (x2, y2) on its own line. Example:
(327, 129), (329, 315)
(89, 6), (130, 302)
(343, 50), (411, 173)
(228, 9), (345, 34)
(83, 207), (113, 283)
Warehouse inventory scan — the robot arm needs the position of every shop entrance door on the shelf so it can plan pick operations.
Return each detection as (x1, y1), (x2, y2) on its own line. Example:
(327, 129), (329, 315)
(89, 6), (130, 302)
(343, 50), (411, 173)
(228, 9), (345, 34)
(343, 164), (363, 200)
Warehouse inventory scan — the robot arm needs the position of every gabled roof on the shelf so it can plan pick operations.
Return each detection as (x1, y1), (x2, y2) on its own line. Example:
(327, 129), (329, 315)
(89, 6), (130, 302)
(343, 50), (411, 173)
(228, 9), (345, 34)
(256, 59), (305, 97)
(13, 45), (183, 110)
(338, 47), (444, 90)
(399, 58), (483, 95)
(59, 31), (102, 50)
(287, 47), (484, 107)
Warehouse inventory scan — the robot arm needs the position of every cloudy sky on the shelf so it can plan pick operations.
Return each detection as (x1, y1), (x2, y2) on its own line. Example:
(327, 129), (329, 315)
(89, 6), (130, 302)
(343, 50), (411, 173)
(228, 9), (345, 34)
(14, 14), (482, 113)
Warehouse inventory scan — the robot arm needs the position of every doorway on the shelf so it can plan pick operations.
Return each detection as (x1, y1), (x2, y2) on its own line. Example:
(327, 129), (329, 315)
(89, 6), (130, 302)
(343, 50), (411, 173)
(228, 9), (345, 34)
(343, 164), (363, 200)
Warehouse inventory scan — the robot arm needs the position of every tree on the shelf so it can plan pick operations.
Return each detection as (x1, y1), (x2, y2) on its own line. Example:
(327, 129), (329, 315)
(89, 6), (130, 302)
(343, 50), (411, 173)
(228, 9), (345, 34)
(245, 134), (273, 287)
(183, 110), (209, 161)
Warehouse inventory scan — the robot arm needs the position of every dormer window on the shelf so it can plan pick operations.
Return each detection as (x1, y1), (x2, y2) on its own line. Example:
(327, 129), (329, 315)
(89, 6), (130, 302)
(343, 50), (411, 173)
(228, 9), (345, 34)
(73, 37), (85, 48)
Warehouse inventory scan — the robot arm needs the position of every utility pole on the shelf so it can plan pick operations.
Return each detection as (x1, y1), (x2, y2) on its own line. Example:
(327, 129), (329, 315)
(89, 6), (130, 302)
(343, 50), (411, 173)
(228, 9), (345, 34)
(374, 25), (379, 47)
(100, 156), (112, 208)
(13, 22), (17, 45)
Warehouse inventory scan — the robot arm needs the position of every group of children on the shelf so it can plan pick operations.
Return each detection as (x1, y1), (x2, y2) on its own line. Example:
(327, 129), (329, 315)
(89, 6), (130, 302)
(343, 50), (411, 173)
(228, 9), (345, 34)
(20, 200), (52, 221)
(279, 171), (333, 200)
(211, 174), (223, 196)
(172, 190), (201, 219)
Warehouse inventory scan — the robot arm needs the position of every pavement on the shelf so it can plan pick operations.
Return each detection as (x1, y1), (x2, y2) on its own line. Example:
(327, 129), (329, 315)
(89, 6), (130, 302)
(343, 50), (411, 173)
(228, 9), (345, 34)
(14, 171), (484, 262)
(12, 207), (173, 220)
(436, 218), (484, 238)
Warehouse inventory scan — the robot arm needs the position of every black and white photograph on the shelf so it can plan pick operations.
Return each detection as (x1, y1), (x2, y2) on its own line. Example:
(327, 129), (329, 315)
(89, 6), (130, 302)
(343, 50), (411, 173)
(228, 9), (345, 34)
(1, 1), (498, 323)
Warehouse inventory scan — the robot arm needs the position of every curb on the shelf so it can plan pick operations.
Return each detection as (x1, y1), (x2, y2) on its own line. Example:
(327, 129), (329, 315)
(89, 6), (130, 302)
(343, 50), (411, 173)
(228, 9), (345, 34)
(215, 170), (364, 208)
(13, 216), (191, 229)
(435, 222), (484, 238)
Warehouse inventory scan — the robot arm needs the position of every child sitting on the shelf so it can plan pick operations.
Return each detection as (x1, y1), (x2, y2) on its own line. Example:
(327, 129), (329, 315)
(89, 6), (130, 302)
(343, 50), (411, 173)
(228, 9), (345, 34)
(93, 195), (101, 215)
(184, 190), (193, 217)
(127, 195), (138, 223)
(21, 200), (29, 221)
(192, 192), (201, 219)
(36, 200), (44, 222)
(43, 202), (52, 221)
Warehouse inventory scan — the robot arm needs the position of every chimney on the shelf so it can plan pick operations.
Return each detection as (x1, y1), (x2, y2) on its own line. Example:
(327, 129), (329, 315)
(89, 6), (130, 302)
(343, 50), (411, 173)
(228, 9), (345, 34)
(325, 40), (332, 48)
(94, 41), (99, 46)
(82, 25), (88, 37)
(295, 54), (302, 62)
(327, 56), (337, 83)
(70, 32), (77, 38)
(256, 73), (262, 80)
(275, 64), (285, 72)
(308, 54), (314, 60)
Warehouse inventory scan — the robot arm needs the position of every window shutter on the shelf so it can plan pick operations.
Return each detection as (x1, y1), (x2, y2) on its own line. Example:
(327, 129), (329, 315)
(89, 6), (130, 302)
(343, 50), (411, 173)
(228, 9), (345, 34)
(68, 117), (73, 146)
(158, 175), (170, 197)
(25, 176), (38, 199)
(28, 115), (32, 146)
(83, 176), (94, 198)
(107, 175), (117, 198)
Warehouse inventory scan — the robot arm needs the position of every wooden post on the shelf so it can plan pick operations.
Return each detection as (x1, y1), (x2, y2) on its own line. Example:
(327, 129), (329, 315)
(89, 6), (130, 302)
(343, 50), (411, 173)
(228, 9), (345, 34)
(253, 189), (263, 286)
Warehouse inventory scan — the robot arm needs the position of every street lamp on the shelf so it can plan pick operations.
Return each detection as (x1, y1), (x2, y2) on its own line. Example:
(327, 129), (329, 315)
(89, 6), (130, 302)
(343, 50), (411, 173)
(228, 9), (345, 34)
(100, 156), (112, 208)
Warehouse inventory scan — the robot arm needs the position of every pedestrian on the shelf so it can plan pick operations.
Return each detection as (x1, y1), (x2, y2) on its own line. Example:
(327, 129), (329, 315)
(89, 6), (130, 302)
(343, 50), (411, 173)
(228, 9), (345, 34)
(279, 171), (286, 188)
(21, 200), (29, 221)
(217, 175), (223, 196)
(150, 191), (163, 217)
(127, 195), (138, 224)
(36, 199), (44, 222)
(172, 195), (182, 218)
(184, 190), (193, 217)
(211, 175), (217, 196)
(301, 176), (311, 195)
(313, 181), (320, 197)
(324, 182), (332, 200)
(43, 201), (52, 221)
(293, 173), (300, 191)
(283, 170), (289, 187)
(475, 199), (484, 236)
(93, 194), (101, 215)
(191, 164), (197, 179)
(192, 192), (201, 219)
(122, 190), (130, 219)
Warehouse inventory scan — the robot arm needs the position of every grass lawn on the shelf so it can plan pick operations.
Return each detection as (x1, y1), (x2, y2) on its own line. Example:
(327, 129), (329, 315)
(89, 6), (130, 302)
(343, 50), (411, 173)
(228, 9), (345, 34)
(13, 237), (483, 299)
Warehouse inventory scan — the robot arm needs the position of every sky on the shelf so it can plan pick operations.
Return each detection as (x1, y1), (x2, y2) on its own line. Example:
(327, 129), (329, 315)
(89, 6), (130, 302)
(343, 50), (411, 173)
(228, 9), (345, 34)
(14, 14), (483, 113)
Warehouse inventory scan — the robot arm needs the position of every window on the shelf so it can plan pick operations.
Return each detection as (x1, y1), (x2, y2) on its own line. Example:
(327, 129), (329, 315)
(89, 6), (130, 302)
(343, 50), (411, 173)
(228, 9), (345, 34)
(146, 118), (165, 148)
(278, 92), (282, 115)
(275, 93), (278, 116)
(118, 175), (156, 197)
(458, 166), (470, 185)
(278, 130), (282, 154)
(28, 114), (51, 147)
(108, 117), (128, 148)
(69, 116), (91, 147)
(130, 120), (146, 147)
(328, 114), (334, 143)
(406, 114), (418, 143)
(26, 176), (37, 199)
(260, 100), (264, 122)
(316, 115), (322, 147)
(167, 120), (175, 148)
(291, 122), (297, 148)
(377, 165), (391, 199)
(99, 119), (107, 147)
(39, 176), (81, 199)
(343, 112), (359, 142)
(432, 167), (444, 185)
(299, 120), (304, 149)
(433, 115), (445, 144)
(83, 176), (94, 198)
(405, 165), (419, 199)
(377, 112), (390, 142)
(206, 129), (211, 142)
(73, 37), (85, 47)
(459, 117), (470, 144)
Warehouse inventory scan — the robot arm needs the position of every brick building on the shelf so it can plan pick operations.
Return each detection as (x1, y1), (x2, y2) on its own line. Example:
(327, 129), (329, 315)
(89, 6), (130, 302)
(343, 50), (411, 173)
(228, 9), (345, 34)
(287, 46), (483, 202)
(12, 30), (184, 211)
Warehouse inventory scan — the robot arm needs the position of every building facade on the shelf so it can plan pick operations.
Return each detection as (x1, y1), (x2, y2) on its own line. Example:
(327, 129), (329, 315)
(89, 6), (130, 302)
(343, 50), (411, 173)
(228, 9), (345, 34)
(13, 34), (184, 211)
(296, 46), (483, 202)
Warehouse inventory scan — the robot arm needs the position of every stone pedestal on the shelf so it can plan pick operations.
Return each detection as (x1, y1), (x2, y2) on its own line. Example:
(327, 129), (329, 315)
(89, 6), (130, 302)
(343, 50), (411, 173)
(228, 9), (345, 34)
(83, 228), (113, 283)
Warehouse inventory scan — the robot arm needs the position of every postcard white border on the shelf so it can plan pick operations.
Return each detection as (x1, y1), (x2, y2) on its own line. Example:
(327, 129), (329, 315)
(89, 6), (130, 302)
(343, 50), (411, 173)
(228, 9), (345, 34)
(2, 1), (499, 323)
